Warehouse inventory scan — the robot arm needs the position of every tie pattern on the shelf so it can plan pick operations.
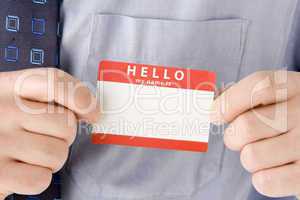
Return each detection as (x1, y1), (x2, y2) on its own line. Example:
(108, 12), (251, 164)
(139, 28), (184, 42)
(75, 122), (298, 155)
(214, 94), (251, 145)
(1, 0), (61, 199)
(0, 0), (60, 71)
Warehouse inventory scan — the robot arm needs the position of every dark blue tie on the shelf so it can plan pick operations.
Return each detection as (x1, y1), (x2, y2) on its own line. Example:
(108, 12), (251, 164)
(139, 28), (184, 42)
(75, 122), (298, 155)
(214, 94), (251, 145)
(0, 0), (61, 199)
(0, 0), (60, 70)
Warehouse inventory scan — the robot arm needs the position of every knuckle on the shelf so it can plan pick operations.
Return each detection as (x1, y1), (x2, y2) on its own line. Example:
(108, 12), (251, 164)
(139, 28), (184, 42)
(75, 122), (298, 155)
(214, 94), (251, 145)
(52, 142), (69, 171)
(42, 140), (69, 171)
(0, 162), (11, 183)
(292, 96), (300, 118)
(51, 68), (65, 76)
(0, 134), (10, 150)
(57, 109), (77, 145)
(53, 68), (70, 82)
(252, 71), (276, 102)
(0, 193), (10, 200)
(0, 72), (7, 82)
(253, 71), (280, 104)
(28, 169), (52, 194)
(252, 172), (273, 197)
(287, 131), (300, 148)
(224, 114), (253, 151)
(240, 144), (259, 172)
(251, 71), (269, 82)
(236, 114), (252, 136)
(223, 124), (240, 151)
(65, 110), (77, 145)
(48, 68), (69, 86)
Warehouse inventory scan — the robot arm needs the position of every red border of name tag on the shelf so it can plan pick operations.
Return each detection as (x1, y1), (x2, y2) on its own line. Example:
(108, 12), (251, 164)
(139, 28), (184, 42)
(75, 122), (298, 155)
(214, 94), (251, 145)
(92, 134), (209, 152)
(92, 60), (216, 152)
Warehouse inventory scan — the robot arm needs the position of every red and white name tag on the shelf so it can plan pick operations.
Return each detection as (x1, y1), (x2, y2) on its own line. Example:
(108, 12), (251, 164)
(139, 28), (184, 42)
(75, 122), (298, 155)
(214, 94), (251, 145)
(92, 60), (216, 152)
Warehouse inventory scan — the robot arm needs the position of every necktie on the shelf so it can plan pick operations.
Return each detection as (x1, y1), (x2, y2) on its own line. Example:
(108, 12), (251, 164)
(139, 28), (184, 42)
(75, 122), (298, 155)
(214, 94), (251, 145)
(0, 0), (61, 199)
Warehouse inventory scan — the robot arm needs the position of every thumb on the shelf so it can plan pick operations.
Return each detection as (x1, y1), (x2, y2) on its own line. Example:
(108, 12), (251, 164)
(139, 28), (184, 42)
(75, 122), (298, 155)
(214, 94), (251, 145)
(14, 68), (101, 123)
(210, 83), (234, 125)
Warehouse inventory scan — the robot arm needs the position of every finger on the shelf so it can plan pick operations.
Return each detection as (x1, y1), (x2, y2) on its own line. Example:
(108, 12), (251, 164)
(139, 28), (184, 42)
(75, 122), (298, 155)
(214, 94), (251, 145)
(211, 70), (299, 124)
(0, 182), (11, 199)
(252, 162), (300, 198)
(0, 193), (10, 200)
(0, 159), (52, 195)
(224, 97), (298, 151)
(18, 99), (77, 145)
(240, 129), (300, 173)
(13, 68), (100, 123)
(0, 131), (69, 172)
(0, 192), (11, 200)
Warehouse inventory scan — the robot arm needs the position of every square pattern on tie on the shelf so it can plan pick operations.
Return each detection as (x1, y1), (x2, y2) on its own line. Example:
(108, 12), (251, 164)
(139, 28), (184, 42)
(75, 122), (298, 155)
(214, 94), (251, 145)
(5, 46), (19, 62)
(32, 18), (46, 35)
(1, 0), (59, 70)
(30, 48), (44, 65)
(6, 15), (20, 32)
(32, 0), (47, 4)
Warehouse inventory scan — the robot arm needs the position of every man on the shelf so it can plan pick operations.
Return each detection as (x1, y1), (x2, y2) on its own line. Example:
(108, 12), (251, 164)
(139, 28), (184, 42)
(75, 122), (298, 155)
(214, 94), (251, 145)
(1, 0), (300, 199)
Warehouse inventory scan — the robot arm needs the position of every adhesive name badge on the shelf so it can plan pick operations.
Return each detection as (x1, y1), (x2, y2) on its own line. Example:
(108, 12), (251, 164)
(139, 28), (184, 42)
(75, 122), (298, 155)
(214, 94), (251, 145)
(92, 60), (216, 152)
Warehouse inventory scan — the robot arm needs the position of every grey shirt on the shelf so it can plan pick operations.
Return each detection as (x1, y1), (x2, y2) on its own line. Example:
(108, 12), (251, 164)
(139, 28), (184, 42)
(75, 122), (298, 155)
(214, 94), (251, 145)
(60, 0), (300, 199)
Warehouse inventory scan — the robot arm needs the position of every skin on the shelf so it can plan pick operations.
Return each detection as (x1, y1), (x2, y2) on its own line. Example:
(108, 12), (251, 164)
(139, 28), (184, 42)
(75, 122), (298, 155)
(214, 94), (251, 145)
(0, 68), (100, 199)
(212, 70), (300, 198)
(1, 68), (297, 198)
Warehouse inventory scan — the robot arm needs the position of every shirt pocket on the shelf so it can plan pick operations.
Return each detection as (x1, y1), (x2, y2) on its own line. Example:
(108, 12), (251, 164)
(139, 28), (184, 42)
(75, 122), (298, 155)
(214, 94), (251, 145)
(81, 14), (249, 199)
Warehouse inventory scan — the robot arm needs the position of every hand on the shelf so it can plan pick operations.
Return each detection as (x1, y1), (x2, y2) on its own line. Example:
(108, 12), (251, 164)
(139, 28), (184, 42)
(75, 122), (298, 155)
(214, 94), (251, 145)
(0, 68), (100, 199)
(212, 70), (300, 198)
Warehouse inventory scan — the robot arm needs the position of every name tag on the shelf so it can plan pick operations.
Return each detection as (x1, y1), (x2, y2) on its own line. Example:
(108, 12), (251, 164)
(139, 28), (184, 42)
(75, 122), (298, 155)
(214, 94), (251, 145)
(92, 60), (216, 152)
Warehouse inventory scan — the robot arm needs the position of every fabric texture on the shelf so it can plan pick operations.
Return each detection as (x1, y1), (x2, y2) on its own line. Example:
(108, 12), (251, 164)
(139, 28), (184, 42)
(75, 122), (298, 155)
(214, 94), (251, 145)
(0, 0), (60, 71)
(0, 0), (61, 199)
(0, 0), (299, 199)
(60, 0), (300, 200)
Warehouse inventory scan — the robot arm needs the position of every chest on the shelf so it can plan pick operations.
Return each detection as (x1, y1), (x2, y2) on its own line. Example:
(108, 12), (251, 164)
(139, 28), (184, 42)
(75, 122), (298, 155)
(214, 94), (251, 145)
(62, 0), (299, 83)
(60, 1), (299, 199)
